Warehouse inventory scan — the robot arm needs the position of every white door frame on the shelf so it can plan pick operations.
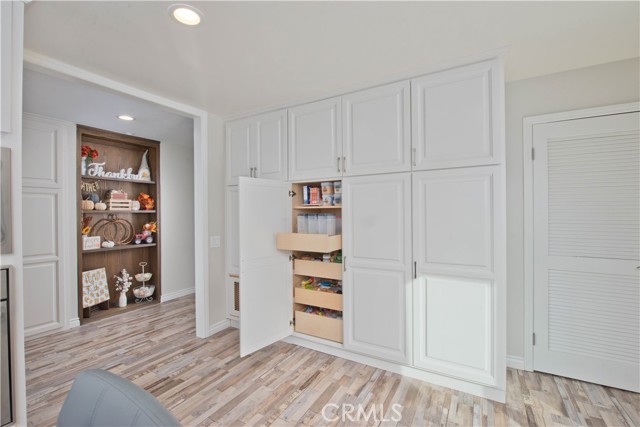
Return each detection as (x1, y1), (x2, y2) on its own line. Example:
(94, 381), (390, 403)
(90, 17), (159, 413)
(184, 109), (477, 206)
(23, 51), (213, 338)
(522, 101), (640, 371)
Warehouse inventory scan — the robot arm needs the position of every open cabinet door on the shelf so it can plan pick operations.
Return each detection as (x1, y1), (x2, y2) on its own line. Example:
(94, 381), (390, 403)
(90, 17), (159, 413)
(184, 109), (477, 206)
(239, 177), (293, 357)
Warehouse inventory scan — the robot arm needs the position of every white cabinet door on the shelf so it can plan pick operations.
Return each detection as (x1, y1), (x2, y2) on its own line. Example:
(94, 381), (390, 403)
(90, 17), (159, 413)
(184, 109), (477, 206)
(343, 173), (412, 363)
(239, 177), (292, 357)
(289, 97), (342, 181)
(343, 81), (411, 176)
(226, 118), (253, 185)
(225, 186), (239, 275)
(412, 60), (502, 170)
(412, 167), (505, 388)
(254, 109), (287, 181)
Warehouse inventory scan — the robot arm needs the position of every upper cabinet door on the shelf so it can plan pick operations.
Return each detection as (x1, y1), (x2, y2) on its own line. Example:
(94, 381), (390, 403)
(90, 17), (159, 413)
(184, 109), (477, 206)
(343, 81), (411, 176)
(289, 97), (342, 181)
(412, 60), (502, 170)
(226, 118), (253, 185)
(254, 109), (287, 181)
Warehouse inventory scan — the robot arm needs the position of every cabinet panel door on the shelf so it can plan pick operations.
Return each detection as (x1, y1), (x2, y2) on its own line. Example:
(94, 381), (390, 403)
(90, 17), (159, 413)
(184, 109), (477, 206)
(412, 167), (504, 387)
(254, 109), (287, 181)
(343, 81), (410, 176)
(412, 60), (501, 170)
(226, 118), (253, 185)
(289, 97), (342, 181)
(225, 186), (239, 275)
(343, 173), (412, 363)
(239, 178), (292, 357)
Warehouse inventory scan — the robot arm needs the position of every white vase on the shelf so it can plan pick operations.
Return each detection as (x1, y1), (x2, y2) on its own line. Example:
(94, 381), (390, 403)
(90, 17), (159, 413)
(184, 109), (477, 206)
(119, 292), (127, 308)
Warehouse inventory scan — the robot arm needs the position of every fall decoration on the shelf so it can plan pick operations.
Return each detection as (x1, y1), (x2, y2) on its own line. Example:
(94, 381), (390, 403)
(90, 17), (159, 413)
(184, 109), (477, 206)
(94, 201), (107, 211)
(137, 192), (155, 210)
(81, 199), (95, 211)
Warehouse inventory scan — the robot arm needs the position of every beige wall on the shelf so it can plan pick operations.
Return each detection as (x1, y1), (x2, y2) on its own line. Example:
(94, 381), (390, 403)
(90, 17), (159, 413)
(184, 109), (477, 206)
(160, 141), (195, 297)
(505, 57), (640, 358)
(207, 114), (227, 327)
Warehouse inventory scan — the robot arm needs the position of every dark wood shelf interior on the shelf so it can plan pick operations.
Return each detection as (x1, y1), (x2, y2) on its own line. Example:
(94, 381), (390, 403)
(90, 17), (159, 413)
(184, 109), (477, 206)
(82, 210), (157, 214)
(83, 243), (157, 254)
(78, 125), (161, 324)
(82, 299), (159, 324)
(81, 175), (156, 185)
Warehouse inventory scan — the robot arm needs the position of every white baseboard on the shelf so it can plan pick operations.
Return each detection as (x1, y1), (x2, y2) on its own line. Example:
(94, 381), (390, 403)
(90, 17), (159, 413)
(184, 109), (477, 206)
(229, 318), (239, 329)
(507, 355), (525, 370)
(160, 287), (195, 303)
(208, 319), (231, 336)
(68, 317), (80, 329)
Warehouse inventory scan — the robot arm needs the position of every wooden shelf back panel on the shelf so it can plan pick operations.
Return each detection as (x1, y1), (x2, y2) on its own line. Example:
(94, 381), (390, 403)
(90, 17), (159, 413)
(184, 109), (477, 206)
(294, 310), (343, 343)
(276, 233), (341, 253)
(293, 259), (342, 280)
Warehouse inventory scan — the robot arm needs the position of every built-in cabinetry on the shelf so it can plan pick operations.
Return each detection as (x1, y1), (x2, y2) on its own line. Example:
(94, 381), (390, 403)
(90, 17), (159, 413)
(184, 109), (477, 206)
(226, 109), (287, 185)
(227, 55), (506, 401)
(77, 126), (161, 322)
(342, 173), (412, 364)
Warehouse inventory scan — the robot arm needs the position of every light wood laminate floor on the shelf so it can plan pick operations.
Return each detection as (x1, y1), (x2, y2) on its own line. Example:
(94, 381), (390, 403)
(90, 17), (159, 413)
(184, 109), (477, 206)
(26, 296), (639, 426)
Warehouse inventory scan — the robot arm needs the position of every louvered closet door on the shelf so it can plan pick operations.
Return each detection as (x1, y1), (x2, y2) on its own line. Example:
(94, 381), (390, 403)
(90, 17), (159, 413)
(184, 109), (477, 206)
(533, 112), (640, 392)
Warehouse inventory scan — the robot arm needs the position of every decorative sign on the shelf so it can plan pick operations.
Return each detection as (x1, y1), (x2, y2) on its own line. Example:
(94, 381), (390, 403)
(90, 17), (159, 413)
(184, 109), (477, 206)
(87, 162), (149, 181)
(81, 180), (100, 193)
(82, 267), (110, 308)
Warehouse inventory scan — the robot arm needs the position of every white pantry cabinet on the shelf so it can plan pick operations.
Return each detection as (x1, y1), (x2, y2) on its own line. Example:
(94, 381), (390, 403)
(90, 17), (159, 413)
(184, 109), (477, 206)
(226, 110), (287, 185)
(412, 60), (502, 170)
(288, 97), (342, 181)
(342, 82), (411, 176)
(230, 54), (507, 402)
(412, 166), (505, 387)
(342, 173), (412, 363)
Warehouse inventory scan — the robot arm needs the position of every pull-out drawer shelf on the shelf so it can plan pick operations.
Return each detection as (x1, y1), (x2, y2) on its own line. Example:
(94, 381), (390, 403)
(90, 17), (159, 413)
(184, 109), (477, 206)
(294, 287), (342, 311)
(276, 233), (342, 253)
(293, 259), (342, 280)
(294, 310), (343, 343)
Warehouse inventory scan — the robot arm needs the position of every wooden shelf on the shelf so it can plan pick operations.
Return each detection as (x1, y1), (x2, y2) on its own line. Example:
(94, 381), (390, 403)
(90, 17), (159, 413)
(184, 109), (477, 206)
(294, 287), (342, 311)
(294, 309), (343, 343)
(276, 233), (341, 253)
(83, 243), (156, 254)
(293, 259), (342, 280)
(293, 205), (342, 210)
(82, 210), (156, 214)
(82, 299), (159, 324)
(81, 175), (156, 185)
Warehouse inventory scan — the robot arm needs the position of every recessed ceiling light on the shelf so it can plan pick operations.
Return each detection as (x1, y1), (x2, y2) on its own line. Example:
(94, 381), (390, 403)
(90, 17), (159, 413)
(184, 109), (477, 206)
(169, 4), (202, 26)
(117, 115), (135, 121)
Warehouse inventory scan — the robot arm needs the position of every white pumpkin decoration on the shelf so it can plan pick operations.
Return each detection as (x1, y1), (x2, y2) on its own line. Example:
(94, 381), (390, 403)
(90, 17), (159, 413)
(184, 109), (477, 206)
(81, 199), (94, 210)
(94, 200), (107, 211)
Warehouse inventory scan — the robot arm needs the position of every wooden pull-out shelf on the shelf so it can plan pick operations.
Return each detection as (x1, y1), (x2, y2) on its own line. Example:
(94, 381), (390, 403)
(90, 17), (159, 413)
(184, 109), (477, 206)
(294, 310), (343, 343)
(293, 259), (342, 280)
(294, 287), (342, 311)
(276, 233), (341, 253)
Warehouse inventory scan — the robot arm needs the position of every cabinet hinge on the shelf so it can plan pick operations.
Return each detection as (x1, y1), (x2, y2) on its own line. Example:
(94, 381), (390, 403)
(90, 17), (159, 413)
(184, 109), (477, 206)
(531, 147), (535, 161)
(288, 190), (297, 197)
(414, 261), (417, 279)
(532, 333), (536, 346)
(289, 254), (296, 262)
(343, 256), (347, 272)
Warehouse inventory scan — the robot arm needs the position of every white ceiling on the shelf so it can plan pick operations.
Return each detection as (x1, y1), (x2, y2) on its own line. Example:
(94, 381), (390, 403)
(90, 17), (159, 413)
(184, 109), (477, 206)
(24, 1), (639, 118)
(23, 68), (194, 145)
